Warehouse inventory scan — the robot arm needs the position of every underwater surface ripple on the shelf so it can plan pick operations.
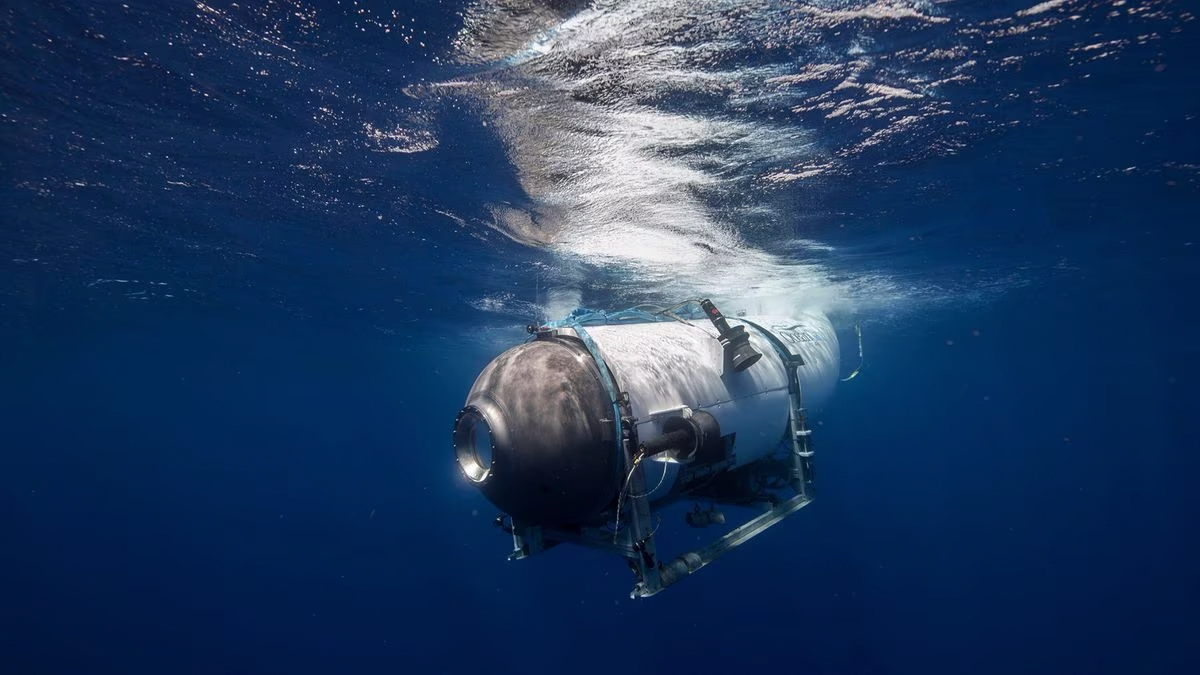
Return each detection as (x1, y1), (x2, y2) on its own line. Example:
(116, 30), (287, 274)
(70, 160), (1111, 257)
(2, 0), (1195, 335)
(445, 0), (1195, 319)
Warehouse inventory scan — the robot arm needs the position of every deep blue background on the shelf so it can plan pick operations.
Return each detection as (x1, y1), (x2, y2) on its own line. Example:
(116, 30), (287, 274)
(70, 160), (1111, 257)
(3, 1), (1199, 674)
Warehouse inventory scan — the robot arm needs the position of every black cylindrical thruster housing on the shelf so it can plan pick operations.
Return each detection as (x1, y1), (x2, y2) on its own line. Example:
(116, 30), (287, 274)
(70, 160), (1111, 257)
(653, 410), (723, 464)
(454, 336), (618, 525)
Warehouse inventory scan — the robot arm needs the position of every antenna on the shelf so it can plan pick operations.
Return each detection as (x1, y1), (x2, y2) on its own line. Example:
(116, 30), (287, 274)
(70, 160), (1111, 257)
(535, 267), (542, 325)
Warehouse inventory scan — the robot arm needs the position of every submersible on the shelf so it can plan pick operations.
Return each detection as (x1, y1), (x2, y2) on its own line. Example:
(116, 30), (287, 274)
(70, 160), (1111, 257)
(453, 298), (841, 598)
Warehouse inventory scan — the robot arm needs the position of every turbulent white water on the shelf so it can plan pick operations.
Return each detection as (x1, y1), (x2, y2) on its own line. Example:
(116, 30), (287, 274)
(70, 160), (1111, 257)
(4, 0), (1188, 329)
(433, 0), (1190, 319)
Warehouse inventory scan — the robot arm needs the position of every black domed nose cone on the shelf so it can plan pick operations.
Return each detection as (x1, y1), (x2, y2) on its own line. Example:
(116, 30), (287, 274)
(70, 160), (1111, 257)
(454, 337), (619, 525)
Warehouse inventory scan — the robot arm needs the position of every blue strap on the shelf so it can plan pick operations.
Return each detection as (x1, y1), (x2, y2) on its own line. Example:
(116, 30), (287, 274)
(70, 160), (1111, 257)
(572, 324), (626, 469)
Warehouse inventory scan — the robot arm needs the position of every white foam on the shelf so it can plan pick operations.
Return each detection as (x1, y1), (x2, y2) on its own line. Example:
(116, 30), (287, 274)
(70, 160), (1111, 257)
(448, 0), (969, 319)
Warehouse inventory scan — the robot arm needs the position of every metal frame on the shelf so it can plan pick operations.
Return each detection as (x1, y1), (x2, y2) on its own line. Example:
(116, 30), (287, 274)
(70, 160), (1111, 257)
(496, 319), (818, 598)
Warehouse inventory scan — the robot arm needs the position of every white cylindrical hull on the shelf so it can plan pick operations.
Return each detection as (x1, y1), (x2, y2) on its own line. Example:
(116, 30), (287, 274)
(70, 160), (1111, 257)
(581, 311), (839, 501)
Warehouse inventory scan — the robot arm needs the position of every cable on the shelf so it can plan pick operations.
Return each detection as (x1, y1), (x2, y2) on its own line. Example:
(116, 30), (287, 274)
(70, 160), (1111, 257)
(612, 448), (646, 542)
(841, 323), (864, 381)
(628, 457), (671, 499)
(651, 298), (703, 317)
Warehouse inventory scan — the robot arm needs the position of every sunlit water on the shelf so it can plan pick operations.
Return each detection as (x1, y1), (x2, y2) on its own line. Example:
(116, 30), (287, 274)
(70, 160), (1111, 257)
(3, 0), (1193, 338)
(441, 0), (1193, 318)
(2, 3), (1197, 673)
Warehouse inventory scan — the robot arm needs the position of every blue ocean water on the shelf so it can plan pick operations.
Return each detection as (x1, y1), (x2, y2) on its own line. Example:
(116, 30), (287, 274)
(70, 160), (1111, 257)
(1, 0), (1197, 673)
